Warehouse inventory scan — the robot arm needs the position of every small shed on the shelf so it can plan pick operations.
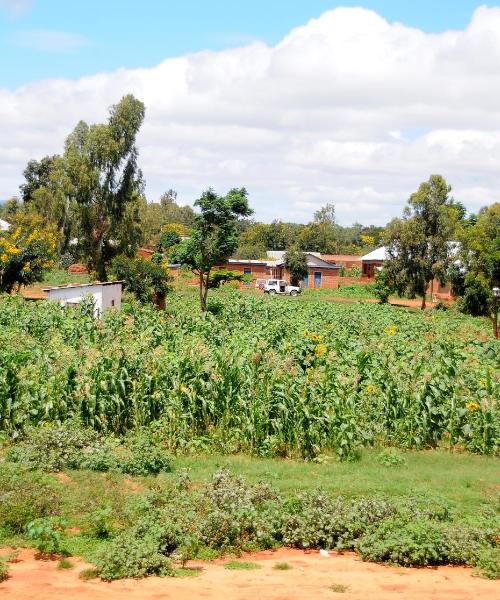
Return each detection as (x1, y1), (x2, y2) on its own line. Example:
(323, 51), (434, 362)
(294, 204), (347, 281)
(43, 281), (123, 316)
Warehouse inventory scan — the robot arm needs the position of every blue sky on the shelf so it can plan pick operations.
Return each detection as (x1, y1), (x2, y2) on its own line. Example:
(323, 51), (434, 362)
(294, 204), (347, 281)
(2, 1), (500, 223)
(0, 0), (490, 89)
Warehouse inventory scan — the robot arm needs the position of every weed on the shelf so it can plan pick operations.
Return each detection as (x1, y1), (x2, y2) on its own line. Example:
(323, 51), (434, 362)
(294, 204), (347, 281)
(57, 558), (74, 569)
(331, 583), (349, 593)
(273, 562), (292, 570)
(78, 568), (98, 581)
(224, 561), (262, 570)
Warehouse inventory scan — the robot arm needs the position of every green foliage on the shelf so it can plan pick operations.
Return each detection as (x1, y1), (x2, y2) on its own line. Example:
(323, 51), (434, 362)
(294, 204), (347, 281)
(0, 293), (498, 458)
(0, 465), (61, 533)
(373, 269), (392, 303)
(274, 561), (292, 570)
(0, 559), (8, 582)
(111, 255), (170, 305)
(475, 547), (500, 579)
(26, 517), (67, 556)
(376, 450), (407, 468)
(284, 249), (308, 286)
(455, 272), (490, 317)
(64, 95), (145, 280)
(173, 187), (252, 310)
(0, 213), (57, 293)
(58, 558), (74, 569)
(6, 423), (171, 476)
(224, 561), (261, 570)
(208, 269), (245, 289)
(384, 174), (458, 309)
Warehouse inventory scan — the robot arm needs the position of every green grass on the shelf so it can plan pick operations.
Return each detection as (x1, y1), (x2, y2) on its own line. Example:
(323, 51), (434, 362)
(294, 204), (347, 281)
(78, 568), (98, 580)
(171, 450), (499, 517)
(174, 567), (203, 577)
(57, 558), (74, 569)
(224, 561), (262, 570)
(41, 269), (91, 287)
(273, 562), (292, 570)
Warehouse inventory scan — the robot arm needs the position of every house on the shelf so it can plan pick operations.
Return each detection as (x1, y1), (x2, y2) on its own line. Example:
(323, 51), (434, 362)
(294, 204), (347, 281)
(359, 245), (455, 300)
(225, 251), (341, 289)
(43, 281), (123, 316)
(0, 218), (10, 231)
(359, 247), (387, 278)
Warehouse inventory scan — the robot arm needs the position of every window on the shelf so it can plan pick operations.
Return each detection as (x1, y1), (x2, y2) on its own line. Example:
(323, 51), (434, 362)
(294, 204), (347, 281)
(243, 268), (251, 275)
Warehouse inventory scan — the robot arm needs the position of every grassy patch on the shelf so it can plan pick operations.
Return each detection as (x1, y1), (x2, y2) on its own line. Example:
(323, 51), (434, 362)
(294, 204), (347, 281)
(331, 582), (349, 593)
(57, 558), (74, 569)
(78, 568), (98, 581)
(224, 561), (262, 571)
(41, 269), (90, 286)
(174, 567), (203, 577)
(273, 562), (292, 570)
(172, 451), (499, 517)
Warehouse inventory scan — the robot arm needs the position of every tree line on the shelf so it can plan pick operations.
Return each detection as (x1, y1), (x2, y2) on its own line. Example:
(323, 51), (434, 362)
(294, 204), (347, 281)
(0, 94), (498, 331)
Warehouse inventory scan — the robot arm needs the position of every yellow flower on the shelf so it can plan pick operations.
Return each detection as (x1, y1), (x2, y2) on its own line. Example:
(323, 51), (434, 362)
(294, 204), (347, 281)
(466, 401), (480, 412)
(479, 379), (487, 387)
(315, 344), (328, 358)
(365, 384), (375, 394)
(384, 325), (397, 336)
(303, 330), (310, 338)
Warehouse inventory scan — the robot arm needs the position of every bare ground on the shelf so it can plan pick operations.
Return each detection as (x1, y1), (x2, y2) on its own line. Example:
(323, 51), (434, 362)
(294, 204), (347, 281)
(1, 548), (498, 600)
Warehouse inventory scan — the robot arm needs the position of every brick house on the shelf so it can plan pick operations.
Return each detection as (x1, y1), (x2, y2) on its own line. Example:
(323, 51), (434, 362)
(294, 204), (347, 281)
(225, 251), (341, 289)
(360, 246), (454, 300)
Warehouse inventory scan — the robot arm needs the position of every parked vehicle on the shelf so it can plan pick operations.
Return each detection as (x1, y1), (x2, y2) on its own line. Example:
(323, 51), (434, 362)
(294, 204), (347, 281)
(255, 278), (266, 290)
(263, 279), (301, 296)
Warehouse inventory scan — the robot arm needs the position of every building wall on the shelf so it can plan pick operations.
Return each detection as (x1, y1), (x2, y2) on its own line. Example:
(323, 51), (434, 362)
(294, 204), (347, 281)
(362, 260), (384, 278)
(288, 267), (340, 289)
(47, 283), (122, 316)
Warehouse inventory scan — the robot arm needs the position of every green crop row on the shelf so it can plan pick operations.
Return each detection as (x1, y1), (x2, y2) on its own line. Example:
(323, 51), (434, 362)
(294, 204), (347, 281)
(0, 292), (498, 459)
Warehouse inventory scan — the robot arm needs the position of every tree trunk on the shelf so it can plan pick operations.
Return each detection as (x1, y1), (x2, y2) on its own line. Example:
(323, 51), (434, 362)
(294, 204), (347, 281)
(493, 311), (499, 339)
(421, 295), (426, 310)
(199, 271), (206, 312)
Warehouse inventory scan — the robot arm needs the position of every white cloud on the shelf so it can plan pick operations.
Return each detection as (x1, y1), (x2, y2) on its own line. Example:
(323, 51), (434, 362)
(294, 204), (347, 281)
(9, 29), (88, 52)
(2, 6), (500, 224)
(0, 0), (32, 17)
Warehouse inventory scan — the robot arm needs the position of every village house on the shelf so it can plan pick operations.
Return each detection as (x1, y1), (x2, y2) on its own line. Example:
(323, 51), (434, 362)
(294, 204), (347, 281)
(226, 251), (341, 289)
(320, 254), (362, 270)
(43, 281), (123, 316)
(359, 246), (454, 300)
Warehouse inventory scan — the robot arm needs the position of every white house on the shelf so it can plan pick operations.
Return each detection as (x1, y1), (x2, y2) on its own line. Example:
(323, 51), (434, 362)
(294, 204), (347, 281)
(0, 218), (10, 231)
(43, 281), (123, 316)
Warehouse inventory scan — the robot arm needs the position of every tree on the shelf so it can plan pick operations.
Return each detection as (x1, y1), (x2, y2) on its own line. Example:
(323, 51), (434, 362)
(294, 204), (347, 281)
(0, 197), (21, 220)
(383, 175), (458, 309)
(111, 255), (170, 309)
(284, 248), (308, 286)
(298, 222), (337, 253)
(314, 203), (336, 226)
(458, 203), (500, 337)
(0, 213), (57, 293)
(19, 155), (59, 203)
(64, 94), (145, 280)
(173, 187), (252, 311)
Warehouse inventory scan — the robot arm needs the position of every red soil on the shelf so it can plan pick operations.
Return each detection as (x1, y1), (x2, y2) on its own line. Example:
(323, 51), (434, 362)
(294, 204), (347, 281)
(1, 547), (498, 600)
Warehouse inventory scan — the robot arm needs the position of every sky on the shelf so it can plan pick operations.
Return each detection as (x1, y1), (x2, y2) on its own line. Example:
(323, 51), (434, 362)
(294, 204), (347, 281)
(1, 0), (500, 224)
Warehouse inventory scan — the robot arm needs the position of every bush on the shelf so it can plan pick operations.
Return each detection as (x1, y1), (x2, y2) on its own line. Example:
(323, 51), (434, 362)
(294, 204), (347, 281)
(0, 465), (61, 533)
(94, 517), (174, 580)
(111, 255), (170, 305)
(0, 559), (8, 582)
(26, 517), (67, 556)
(7, 425), (172, 477)
(475, 547), (500, 579)
(356, 519), (447, 567)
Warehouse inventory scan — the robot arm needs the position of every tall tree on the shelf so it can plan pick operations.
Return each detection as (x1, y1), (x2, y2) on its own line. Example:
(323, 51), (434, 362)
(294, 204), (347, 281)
(384, 175), (458, 309)
(173, 187), (252, 311)
(458, 203), (500, 337)
(284, 249), (308, 286)
(64, 94), (145, 280)
(19, 155), (59, 203)
(314, 203), (336, 226)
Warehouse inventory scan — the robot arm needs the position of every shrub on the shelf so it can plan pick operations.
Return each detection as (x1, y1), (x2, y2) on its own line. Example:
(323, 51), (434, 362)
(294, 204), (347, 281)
(475, 548), (500, 579)
(356, 519), (447, 566)
(0, 465), (61, 533)
(26, 517), (67, 556)
(119, 433), (172, 476)
(94, 517), (174, 580)
(0, 559), (8, 582)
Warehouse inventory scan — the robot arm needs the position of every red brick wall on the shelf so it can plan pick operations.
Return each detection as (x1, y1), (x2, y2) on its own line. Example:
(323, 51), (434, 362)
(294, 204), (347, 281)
(362, 260), (384, 278)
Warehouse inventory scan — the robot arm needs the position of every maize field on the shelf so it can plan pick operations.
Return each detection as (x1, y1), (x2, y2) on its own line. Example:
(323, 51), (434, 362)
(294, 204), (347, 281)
(0, 292), (498, 459)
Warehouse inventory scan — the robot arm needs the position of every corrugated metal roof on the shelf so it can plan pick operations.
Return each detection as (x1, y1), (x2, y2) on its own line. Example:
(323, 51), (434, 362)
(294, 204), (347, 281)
(42, 281), (123, 292)
(360, 246), (388, 261)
